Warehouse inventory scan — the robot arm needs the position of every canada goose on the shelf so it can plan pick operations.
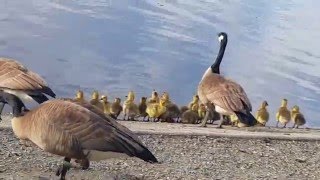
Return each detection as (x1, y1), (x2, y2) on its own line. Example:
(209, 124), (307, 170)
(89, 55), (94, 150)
(0, 58), (56, 120)
(100, 95), (111, 115)
(110, 97), (123, 119)
(291, 105), (306, 128)
(276, 99), (291, 128)
(138, 97), (148, 121)
(89, 90), (103, 110)
(181, 104), (199, 124)
(147, 89), (159, 104)
(188, 95), (199, 111)
(255, 101), (269, 126)
(9, 97), (158, 180)
(197, 32), (256, 128)
(74, 90), (85, 103)
(123, 91), (139, 121)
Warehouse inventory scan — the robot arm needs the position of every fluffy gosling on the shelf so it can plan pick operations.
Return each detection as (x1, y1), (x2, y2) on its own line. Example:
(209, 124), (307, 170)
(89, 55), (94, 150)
(255, 100), (269, 126)
(276, 99), (291, 128)
(291, 105), (306, 128)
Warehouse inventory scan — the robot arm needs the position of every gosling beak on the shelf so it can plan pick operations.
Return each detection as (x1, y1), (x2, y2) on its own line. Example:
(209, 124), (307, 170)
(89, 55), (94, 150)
(266, 102), (269, 106)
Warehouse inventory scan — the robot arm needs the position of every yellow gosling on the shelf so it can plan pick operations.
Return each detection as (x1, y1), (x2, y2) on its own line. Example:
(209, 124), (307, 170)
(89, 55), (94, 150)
(147, 89), (160, 104)
(123, 92), (139, 121)
(89, 90), (103, 110)
(188, 95), (200, 111)
(75, 90), (85, 103)
(255, 101), (269, 126)
(198, 103), (206, 120)
(276, 99), (291, 128)
(100, 95), (111, 115)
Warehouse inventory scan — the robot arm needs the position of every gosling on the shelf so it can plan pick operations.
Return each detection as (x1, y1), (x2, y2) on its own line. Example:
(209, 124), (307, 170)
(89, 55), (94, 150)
(255, 101), (269, 126)
(276, 99), (291, 128)
(138, 97), (148, 121)
(89, 90), (103, 110)
(291, 105), (306, 128)
(181, 104), (199, 124)
(110, 97), (123, 119)
(100, 95), (111, 116)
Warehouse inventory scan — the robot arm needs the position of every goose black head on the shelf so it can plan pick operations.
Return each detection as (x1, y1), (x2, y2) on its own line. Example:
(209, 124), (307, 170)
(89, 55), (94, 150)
(218, 32), (228, 43)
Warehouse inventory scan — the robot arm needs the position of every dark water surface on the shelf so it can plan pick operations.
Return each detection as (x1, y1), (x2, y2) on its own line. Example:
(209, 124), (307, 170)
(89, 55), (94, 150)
(0, 0), (319, 126)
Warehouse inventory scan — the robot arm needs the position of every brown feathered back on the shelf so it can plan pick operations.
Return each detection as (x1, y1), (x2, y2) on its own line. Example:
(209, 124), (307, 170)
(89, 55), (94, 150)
(0, 58), (55, 98)
(198, 73), (252, 113)
(15, 99), (157, 162)
(0, 58), (47, 90)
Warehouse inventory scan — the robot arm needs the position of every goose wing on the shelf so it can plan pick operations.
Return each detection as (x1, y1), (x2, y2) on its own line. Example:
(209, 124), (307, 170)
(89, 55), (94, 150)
(0, 58), (55, 97)
(199, 75), (252, 113)
(39, 99), (157, 162)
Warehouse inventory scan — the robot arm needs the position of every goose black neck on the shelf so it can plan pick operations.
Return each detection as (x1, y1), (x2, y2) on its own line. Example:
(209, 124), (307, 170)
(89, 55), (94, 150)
(0, 91), (25, 117)
(211, 39), (227, 74)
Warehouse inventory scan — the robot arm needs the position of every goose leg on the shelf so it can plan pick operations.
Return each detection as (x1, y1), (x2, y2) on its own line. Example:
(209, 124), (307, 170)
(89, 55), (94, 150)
(217, 114), (224, 129)
(292, 124), (296, 128)
(276, 121), (279, 128)
(283, 123), (287, 128)
(200, 110), (210, 127)
(123, 113), (126, 120)
(0, 102), (4, 121)
(56, 157), (71, 180)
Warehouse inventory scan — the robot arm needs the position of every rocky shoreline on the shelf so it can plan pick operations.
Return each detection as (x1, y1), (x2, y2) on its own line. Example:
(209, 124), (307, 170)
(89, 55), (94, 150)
(1, 116), (320, 180)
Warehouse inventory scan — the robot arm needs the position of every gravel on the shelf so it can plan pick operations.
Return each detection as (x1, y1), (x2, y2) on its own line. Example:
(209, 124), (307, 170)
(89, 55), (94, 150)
(1, 127), (320, 180)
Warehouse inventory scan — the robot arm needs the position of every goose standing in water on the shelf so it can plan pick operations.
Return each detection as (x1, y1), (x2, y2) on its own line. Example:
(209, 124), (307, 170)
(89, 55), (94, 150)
(0, 58), (56, 120)
(8, 97), (158, 180)
(197, 32), (256, 128)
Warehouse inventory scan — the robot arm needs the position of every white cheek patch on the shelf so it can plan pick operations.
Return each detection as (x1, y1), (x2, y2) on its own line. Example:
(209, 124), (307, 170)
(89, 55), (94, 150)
(218, 35), (224, 42)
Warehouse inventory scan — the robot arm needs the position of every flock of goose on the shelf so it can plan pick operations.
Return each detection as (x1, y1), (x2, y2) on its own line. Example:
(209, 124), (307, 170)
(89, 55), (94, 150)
(0, 32), (306, 179)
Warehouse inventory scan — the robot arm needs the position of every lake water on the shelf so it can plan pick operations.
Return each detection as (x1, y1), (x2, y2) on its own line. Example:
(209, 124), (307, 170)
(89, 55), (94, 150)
(0, 0), (319, 126)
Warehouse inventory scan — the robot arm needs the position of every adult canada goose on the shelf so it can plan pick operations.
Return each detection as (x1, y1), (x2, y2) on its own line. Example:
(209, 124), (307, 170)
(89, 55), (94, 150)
(276, 99), (291, 128)
(0, 58), (56, 119)
(197, 32), (256, 128)
(9, 97), (158, 180)
(291, 105), (306, 128)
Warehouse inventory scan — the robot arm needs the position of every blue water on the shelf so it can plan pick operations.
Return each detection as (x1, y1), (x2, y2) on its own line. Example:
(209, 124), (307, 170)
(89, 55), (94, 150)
(0, 0), (319, 126)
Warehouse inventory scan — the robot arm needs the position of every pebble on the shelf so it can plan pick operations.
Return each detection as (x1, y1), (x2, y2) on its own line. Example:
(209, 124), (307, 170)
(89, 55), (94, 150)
(0, 129), (320, 179)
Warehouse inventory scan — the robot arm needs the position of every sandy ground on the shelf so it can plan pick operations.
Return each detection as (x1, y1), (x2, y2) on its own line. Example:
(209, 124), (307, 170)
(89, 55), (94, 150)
(1, 115), (320, 180)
